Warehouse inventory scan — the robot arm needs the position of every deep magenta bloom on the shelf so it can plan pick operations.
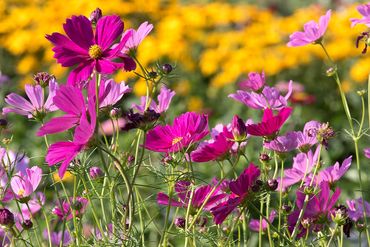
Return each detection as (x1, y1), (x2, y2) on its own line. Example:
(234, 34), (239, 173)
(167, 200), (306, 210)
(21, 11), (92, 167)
(46, 15), (134, 85)
(3, 80), (58, 119)
(246, 107), (292, 137)
(249, 210), (276, 232)
(145, 112), (209, 153)
(10, 166), (42, 201)
(287, 10), (331, 47)
(351, 3), (370, 27)
(132, 86), (175, 114)
(239, 71), (265, 92)
(346, 198), (370, 222)
(288, 182), (340, 238)
(122, 21), (153, 52)
(191, 126), (234, 162)
(229, 81), (293, 110)
(264, 131), (298, 153)
(52, 197), (88, 221)
(157, 181), (226, 211)
(211, 164), (260, 224)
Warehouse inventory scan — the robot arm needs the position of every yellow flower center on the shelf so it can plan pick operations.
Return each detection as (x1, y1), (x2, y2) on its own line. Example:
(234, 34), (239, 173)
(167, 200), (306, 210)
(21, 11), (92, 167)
(172, 137), (183, 145)
(88, 44), (103, 59)
(18, 189), (25, 197)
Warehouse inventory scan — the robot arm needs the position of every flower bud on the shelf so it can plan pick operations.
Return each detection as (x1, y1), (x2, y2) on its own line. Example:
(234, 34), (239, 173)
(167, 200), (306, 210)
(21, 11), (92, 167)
(0, 208), (14, 227)
(357, 90), (366, 97)
(148, 71), (158, 79)
(303, 186), (315, 195)
(22, 219), (33, 230)
(259, 153), (270, 163)
(356, 221), (365, 232)
(281, 204), (292, 214)
(89, 8), (103, 25)
(127, 155), (135, 166)
(317, 122), (335, 148)
(89, 166), (103, 179)
(267, 179), (278, 191)
(326, 66), (337, 77)
(162, 64), (173, 74)
(231, 115), (247, 142)
(71, 201), (83, 211)
(331, 205), (348, 226)
(33, 72), (55, 87)
(301, 218), (312, 229)
(0, 119), (7, 129)
(110, 108), (121, 119)
(174, 217), (186, 229)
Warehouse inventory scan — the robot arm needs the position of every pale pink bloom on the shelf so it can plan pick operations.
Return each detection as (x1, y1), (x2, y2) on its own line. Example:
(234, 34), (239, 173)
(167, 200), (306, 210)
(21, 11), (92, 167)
(11, 166), (42, 200)
(99, 79), (131, 108)
(364, 147), (370, 158)
(239, 71), (265, 91)
(122, 21), (153, 52)
(264, 132), (298, 153)
(350, 3), (370, 27)
(309, 156), (352, 185)
(132, 86), (175, 114)
(19, 192), (45, 220)
(346, 198), (370, 222)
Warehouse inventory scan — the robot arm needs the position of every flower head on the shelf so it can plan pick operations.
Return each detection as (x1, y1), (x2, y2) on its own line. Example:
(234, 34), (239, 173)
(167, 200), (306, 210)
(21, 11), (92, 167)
(350, 4), (370, 27)
(239, 71), (265, 92)
(52, 197), (88, 221)
(145, 112), (209, 153)
(10, 166), (42, 201)
(122, 21), (153, 52)
(97, 79), (131, 108)
(264, 131), (298, 153)
(287, 10), (331, 47)
(132, 86), (175, 114)
(346, 198), (370, 222)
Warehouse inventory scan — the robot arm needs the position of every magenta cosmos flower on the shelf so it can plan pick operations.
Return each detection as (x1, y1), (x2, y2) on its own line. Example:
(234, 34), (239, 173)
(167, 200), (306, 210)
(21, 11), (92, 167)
(10, 166), (42, 201)
(239, 71), (265, 92)
(145, 112), (209, 153)
(211, 164), (260, 224)
(249, 210), (276, 232)
(288, 181), (340, 238)
(350, 3), (370, 27)
(52, 197), (88, 221)
(3, 80), (58, 119)
(157, 180), (226, 211)
(46, 15), (135, 85)
(246, 107), (292, 137)
(122, 21), (153, 52)
(45, 96), (96, 178)
(132, 86), (175, 114)
(287, 10), (331, 47)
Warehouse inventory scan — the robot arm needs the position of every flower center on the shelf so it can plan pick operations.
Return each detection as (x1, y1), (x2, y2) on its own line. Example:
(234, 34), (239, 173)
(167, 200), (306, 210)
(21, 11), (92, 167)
(17, 189), (25, 197)
(172, 137), (183, 145)
(88, 44), (103, 59)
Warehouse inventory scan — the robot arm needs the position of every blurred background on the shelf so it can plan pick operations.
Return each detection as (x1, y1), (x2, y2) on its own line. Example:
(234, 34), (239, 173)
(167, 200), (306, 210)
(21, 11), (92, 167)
(1, 0), (370, 224)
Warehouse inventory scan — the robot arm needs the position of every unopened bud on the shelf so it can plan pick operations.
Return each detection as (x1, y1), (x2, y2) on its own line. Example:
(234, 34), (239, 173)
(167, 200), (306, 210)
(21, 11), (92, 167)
(22, 219), (33, 230)
(162, 64), (173, 74)
(89, 166), (103, 179)
(174, 217), (186, 229)
(148, 71), (158, 79)
(259, 153), (270, 162)
(267, 179), (278, 191)
(331, 205), (348, 226)
(326, 66), (337, 77)
(282, 204), (292, 214)
(33, 72), (55, 87)
(110, 108), (121, 119)
(0, 208), (14, 226)
(231, 115), (247, 142)
(0, 119), (7, 129)
(89, 8), (103, 25)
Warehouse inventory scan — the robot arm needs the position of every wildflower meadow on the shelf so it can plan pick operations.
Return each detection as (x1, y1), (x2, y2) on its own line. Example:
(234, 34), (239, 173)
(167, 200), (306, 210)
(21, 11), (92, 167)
(2, 1), (370, 246)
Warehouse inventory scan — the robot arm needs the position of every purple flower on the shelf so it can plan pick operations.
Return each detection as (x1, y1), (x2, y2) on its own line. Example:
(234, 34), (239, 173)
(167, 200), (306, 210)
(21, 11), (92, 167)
(43, 230), (72, 246)
(98, 79), (131, 108)
(46, 15), (135, 85)
(249, 210), (276, 232)
(264, 131), (298, 153)
(132, 86), (175, 114)
(229, 81), (293, 110)
(211, 164), (260, 224)
(346, 198), (370, 222)
(312, 156), (352, 185)
(122, 21), (153, 52)
(287, 10), (331, 47)
(246, 107), (292, 137)
(145, 112), (209, 153)
(52, 197), (88, 221)
(238, 71), (265, 92)
(10, 166), (42, 201)
(350, 4), (370, 27)
(157, 181), (226, 211)
(3, 80), (58, 119)
(20, 192), (45, 220)
(364, 148), (370, 158)
(288, 181), (340, 238)
(191, 126), (234, 162)
(89, 166), (103, 179)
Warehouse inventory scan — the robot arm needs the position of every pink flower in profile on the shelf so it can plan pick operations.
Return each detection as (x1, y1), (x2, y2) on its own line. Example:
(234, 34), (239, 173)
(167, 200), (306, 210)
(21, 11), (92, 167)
(364, 148), (370, 158)
(45, 96), (96, 178)
(145, 112), (209, 153)
(10, 166), (42, 201)
(288, 182), (340, 238)
(132, 86), (175, 114)
(264, 131), (298, 153)
(157, 181), (226, 211)
(98, 79), (131, 108)
(3, 80), (58, 119)
(287, 10), (331, 47)
(46, 15), (135, 85)
(309, 156), (352, 185)
(52, 197), (88, 221)
(122, 21), (153, 52)
(239, 71), (265, 92)
(229, 81), (293, 110)
(246, 107), (292, 137)
(191, 126), (234, 162)
(346, 198), (370, 222)
(350, 3), (370, 27)
(249, 210), (276, 232)
(211, 164), (260, 224)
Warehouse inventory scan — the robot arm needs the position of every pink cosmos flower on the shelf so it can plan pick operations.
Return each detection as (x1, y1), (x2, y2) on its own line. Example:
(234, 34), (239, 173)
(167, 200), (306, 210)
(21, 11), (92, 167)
(20, 192), (45, 220)
(346, 198), (370, 222)
(350, 4), (370, 27)
(288, 181), (340, 238)
(295, 121), (320, 152)
(98, 79), (131, 108)
(246, 107), (292, 137)
(238, 71), (265, 92)
(3, 80), (58, 119)
(10, 166), (42, 201)
(249, 210), (276, 232)
(52, 197), (88, 221)
(122, 21), (153, 52)
(310, 156), (352, 185)
(264, 131), (298, 153)
(45, 95), (96, 178)
(287, 10), (331, 47)
(191, 126), (234, 162)
(211, 164), (260, 224)
(145, 112), (209, 153)
(132, 86), (175, 114)
(364, 148), (370, 158)
(157, 181), (226, 211)
(229, 81), (293, 110)
(43, 230), (72, 246)
(37, 85), (86, 136)
(46, 15), (135, 85)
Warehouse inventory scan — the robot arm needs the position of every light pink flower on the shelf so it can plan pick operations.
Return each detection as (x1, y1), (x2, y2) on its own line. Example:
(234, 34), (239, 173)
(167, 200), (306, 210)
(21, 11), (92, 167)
(132, 86), (175, 114)
(11, 166), (42, 201)
(122, 21), (153, 52)
(99, 79), (131, 108)
(238, 71), (265, 91)
(350, 3), (370, 27)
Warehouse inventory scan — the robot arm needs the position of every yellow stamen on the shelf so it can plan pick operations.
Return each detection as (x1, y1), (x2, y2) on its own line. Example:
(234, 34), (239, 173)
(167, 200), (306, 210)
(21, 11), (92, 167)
(18, 189), (25, 197)
(88, 44), (103, 59)
(172, 137), (183, 145)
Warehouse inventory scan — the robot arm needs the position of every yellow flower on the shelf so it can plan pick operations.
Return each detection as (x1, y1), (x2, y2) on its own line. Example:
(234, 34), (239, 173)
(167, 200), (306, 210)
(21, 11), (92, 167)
(53, 171), (74, 183)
